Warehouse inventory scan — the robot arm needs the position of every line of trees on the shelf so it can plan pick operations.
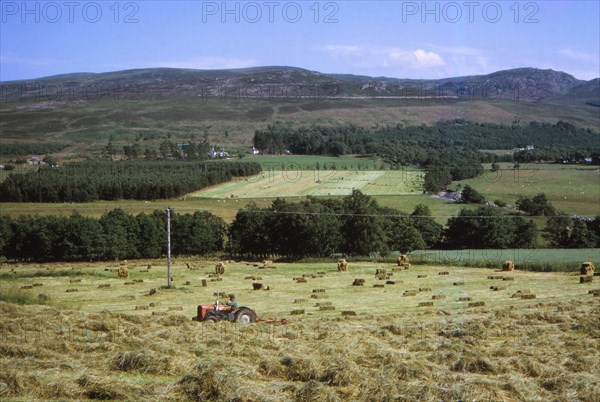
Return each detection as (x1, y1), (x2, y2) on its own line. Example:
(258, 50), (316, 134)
(0, 160), (261, 202)
(0, 209), (226, 262)
(1, 192), (597, 262)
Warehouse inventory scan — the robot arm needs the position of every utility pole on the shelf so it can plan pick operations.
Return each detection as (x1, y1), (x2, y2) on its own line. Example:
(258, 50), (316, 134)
(166, 207), (172, 288)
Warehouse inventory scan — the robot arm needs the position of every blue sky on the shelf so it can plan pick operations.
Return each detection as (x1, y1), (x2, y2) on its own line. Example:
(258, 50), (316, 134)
(1, 1), (599, 81)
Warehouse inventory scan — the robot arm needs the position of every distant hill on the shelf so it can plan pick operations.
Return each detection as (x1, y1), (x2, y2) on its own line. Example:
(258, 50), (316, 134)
(2, 66), (597, 101)
(0, 66), (598, 149)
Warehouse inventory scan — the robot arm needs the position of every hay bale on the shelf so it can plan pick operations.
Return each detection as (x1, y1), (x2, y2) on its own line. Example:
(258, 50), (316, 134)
(373, 284), (385, 288)
(149, 302), (161, 307)
(252, 283), (264, 290)
(215, 262), (226, 275)
(133, 279), (144, 283)
(317, 271), (326, 275)
(66, 288), (78, 293)
(453, 281), (465, 286)
(502, 277), (514, 281)
(488, 275), (503, 280)
(403, 291), (417, 297)
(432, 295), (446, 300)
(293, 299), (307, 304)
(139, 269), (149, 273)
(502, 260), (515, 271)
(290, 309), (305, 315)
(295, 278), (307, 283)
(419, 302), (434, 307)
(511, 290), (531, 298)
(491, 286), (506, 291)
(210, 278), (222, 282)
(312, 289), (326, 293)
(521, 294), (537, 299)
(580, 262), (595, 276)
(201, 279), (207, 287)
(147, 264), (152, 270)
(319, 306), (336, 311)
(468, 301), (485, 307)
(580, 276), (593, 283)
(352, 278), (364, 286)
(118, 266), (129, 279)
(386, 280), (396, 285)
(185, 281), (191, 285)
(98, 284), (111, 288)
(375, 268), (387, 275)
(458, 297), (472, 301)
(38, 293), (50, 301)
(337, 258), (348, 272)
(438, 271), (449, 275)
(397, 254), (410, 267)
(149, 288), (157, 296)
(588, 289), (600, 295)
(124, 281), (135, 285)
(20, 285), (33, 289)
(419, 287), (432, 292)
(417, 275), (428, 278)
(341, 311), (356, 316)
(310, 294), (329, 299)
(32, 283), (42, 287)
(315, 301), (332, 307)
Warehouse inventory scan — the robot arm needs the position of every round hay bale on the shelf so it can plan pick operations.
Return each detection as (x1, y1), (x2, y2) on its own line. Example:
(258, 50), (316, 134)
(580, 275), (593, 284)
(580, 262), (595, 276)
(397, 254), (410, 266)
(502, 260), (515, 271)
(352, 278), (365, 286)
(341, 311), (356, 316)
(253, 283), (264, 290)
(337, 258), (348, 272)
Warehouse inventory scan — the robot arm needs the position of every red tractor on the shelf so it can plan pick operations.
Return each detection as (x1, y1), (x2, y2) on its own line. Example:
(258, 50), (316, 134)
(192, 298), (257, 324)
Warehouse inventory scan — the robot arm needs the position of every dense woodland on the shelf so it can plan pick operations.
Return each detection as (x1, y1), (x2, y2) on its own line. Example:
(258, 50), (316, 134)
(0, 160), (261, 202)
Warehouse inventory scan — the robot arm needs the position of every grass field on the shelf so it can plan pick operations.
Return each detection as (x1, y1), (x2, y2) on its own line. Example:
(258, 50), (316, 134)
(454, 164), (600, 216)
(241, 155), (386, 170)
(1, 259), (599, 400)
(190, 170), (424, 199)
(411, 248), (600, 265)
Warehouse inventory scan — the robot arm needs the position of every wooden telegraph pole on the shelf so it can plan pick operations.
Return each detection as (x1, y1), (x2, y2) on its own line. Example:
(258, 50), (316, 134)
(167, 207), (172, 288)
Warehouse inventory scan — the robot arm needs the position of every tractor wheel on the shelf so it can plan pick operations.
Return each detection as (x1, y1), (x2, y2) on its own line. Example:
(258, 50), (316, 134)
(234, 307), (257, 324)
(205, 316), (217, 323)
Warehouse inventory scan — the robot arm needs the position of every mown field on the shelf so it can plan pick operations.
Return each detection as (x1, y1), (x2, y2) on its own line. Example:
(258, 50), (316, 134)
(454, 164), (600, 216)
(190, 170), (423, 199)
(1, 260), (599, 401)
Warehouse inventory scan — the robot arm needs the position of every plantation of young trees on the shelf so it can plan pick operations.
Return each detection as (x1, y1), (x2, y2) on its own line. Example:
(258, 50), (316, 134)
(0, 160), (261, 202)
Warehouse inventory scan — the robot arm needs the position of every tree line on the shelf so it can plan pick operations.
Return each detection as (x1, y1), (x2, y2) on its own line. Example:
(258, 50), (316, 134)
(0, 160), (261, 202)
(0, 209), (226, 262)
(1, 192), (597, 262)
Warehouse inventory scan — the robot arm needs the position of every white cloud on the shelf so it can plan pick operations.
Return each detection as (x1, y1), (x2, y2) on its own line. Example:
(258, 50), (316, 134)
(384, 48), (445, 69)
(558, 48), (598, 62)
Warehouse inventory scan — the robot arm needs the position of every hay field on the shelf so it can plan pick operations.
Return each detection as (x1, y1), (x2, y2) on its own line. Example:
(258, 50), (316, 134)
(1, 260), (599, 401)
(190, 170), (424, 199)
